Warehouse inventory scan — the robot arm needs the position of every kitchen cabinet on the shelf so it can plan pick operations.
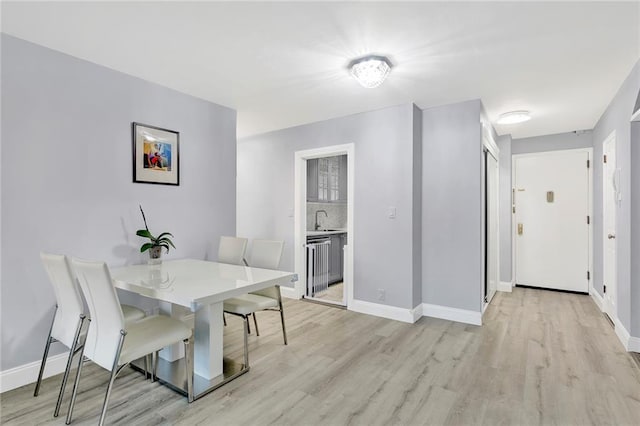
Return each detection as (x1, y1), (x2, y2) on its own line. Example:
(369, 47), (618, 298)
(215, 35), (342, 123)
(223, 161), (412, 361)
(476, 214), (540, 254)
(307, 158), (319, 202)
(307, 155), (347, 203)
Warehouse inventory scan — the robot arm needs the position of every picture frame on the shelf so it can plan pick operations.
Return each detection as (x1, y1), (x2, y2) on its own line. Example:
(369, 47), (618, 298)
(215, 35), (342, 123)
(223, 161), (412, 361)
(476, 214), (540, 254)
(132, 122), (180, 186)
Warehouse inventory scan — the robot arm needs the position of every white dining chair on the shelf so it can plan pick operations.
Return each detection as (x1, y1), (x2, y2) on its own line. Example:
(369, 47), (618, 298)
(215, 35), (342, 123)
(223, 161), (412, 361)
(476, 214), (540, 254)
(218, 236), (248, 265)
(66, 258), (193, 426)
(223, 239), (287, 348)
(35, 253), (146, 418)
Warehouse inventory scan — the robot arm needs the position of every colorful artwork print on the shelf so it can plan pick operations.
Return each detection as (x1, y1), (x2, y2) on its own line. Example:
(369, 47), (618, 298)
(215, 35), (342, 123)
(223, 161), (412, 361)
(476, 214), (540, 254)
(143, 142), (172, 171)
(133, 122), (180, 185)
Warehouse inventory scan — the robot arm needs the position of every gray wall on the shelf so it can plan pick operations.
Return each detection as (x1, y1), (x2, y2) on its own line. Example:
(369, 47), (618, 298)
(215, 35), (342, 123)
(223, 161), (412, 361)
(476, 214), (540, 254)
(631, 121), (640, 338)
(412, 104), (423, 308)
(237, 104), (420, 309)
(496, 134), (513, 283)
(1, 35), (237, 370)
(422, 100), (483, 312)
(512, 130), (593, 155)
(592, 59), (640, 336)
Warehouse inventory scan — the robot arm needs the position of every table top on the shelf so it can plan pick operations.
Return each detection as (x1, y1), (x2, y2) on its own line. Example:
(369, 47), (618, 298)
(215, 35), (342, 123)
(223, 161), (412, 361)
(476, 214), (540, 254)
(111, 259), (297, 310)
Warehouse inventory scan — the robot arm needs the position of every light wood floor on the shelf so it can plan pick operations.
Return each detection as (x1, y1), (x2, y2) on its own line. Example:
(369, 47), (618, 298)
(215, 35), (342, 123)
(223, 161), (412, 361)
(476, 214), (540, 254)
(2, 288), (640, 425)
(312, 282), (344, 304)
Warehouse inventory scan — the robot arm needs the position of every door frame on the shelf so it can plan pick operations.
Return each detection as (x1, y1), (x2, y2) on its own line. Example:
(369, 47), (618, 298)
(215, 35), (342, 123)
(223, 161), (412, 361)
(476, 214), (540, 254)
(602, 131), (617, 319)
(294, 144), (355, 307)
(482, 125), (500, 312)
(511, 148), (593, 293)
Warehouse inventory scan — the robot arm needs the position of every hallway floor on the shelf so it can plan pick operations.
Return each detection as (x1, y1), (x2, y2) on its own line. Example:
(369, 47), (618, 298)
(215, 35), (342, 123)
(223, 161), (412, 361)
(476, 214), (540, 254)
(2, 288), (639, 425)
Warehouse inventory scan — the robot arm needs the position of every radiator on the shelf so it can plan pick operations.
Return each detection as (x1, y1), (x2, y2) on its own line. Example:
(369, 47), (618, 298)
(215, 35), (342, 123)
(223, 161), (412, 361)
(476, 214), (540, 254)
(306, 239), (331, 297)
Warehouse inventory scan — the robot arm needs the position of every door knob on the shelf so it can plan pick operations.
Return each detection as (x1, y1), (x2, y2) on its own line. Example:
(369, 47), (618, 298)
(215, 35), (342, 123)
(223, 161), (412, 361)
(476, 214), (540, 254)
(607, 234), (616, 239)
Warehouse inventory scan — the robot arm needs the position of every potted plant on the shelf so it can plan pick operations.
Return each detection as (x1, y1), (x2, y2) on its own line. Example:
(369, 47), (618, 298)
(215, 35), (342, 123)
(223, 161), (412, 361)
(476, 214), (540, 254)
(136, 205), (175, 264)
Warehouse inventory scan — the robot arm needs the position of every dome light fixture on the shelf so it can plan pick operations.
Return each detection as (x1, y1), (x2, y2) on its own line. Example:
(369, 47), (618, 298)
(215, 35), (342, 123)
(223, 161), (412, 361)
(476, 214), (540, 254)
(497, 110), (532, 125)
(349, 55), (393, 88)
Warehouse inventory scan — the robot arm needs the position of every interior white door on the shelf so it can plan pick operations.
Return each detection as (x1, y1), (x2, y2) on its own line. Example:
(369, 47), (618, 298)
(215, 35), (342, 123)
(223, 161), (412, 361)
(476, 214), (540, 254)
(603, 135), (617, 319)
(486, 151), (499, 303)
(514, 150), (590, 292)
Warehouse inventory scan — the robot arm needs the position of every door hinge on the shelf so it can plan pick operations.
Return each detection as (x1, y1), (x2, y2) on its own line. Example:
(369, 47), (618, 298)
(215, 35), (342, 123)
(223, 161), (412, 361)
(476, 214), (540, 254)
(587, 215), (590, 224)
(587, 159), (590, 168)
(604, 155), (608, 163)
(604, 284), (607, 293)
(587, 271), (590, 280)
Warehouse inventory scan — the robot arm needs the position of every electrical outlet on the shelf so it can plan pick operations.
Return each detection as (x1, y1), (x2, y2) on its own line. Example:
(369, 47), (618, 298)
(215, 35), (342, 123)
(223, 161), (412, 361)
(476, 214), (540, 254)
(378, 288), (386, 301)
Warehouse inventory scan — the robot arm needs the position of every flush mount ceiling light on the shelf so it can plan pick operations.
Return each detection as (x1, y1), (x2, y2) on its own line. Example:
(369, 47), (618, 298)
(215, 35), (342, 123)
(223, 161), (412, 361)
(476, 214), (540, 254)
(496, 110), (532, 125)
(349, 55), (393, 88)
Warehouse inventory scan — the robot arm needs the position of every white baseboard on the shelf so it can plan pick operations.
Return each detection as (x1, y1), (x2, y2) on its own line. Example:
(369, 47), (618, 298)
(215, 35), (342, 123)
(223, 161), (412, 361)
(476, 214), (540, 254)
(411, 303), (423, 323)
(590, 288), (604, 311)
(422, 303), (482, 326)
(589, 290), (639, 353)
(1, 352), (68, 394)
(279, 286), (299, 300)
(614, 317), (631, 351)
(497, 281), (513, 293)
(349, 299), (418, 323)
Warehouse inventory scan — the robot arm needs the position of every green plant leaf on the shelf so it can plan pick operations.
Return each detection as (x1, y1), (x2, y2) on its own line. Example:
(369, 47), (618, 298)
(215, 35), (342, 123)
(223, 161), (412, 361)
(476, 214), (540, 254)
(136, 229), (155, 239)
(156, 232), (174, 240)
(140, 242), (154, 253)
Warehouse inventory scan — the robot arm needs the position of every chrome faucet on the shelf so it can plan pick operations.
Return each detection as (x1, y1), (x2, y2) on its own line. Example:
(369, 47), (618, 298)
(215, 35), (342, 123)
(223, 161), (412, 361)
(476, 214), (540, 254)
(315, 210), (328, 230)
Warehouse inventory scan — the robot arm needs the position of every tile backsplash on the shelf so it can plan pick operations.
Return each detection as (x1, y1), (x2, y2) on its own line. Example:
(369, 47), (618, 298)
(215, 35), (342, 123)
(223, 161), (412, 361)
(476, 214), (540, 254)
(307, 202), (347, 231)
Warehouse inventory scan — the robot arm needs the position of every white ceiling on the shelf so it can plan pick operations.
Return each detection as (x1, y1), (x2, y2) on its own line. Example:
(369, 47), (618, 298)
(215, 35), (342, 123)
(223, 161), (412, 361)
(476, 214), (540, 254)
(2, 2), (639, 139)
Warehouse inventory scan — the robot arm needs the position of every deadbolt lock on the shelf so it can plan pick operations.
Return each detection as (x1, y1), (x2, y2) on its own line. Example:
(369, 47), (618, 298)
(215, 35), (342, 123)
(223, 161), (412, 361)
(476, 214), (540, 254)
(518, 223), (524, 235)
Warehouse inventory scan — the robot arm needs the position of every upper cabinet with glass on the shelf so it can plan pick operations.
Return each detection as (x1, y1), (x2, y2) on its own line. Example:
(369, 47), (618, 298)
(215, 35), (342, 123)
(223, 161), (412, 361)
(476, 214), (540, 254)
(307, 155), (347, 203)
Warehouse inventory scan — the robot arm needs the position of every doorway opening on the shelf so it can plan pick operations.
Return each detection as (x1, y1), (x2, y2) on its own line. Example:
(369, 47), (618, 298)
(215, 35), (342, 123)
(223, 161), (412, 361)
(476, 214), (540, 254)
(482, 128), (500, 311)
(294, 144), (354, 308)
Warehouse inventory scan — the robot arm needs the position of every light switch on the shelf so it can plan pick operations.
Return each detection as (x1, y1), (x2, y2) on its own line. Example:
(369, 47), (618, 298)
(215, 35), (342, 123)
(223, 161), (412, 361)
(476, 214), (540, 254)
(388, 207), (396, 219)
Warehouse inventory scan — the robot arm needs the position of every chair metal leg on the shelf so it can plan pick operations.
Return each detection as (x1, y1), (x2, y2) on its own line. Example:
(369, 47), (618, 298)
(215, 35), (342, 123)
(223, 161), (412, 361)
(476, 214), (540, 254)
(279, 299), (288, 346)
(183, 337), (194, 403)
(34, 306), (57, 397)
(223, 313), (227, 326)
(65, 342), (87, 425)
(54, 314), (86, 417)
(97, 330), (127, 426)
(242, 316), (250, 368)
(253, 313), (260, 336)
(247, 314), (251, 334)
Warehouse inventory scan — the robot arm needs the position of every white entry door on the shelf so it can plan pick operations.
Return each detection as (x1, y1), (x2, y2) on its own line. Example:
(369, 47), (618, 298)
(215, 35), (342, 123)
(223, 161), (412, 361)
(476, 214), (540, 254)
(602, 134), (617, 318)
(514, 150), (590, 292)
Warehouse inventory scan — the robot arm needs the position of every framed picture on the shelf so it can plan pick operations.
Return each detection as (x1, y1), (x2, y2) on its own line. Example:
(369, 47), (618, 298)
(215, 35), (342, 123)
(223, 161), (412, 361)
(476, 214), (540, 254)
(132, 122), (180, 186)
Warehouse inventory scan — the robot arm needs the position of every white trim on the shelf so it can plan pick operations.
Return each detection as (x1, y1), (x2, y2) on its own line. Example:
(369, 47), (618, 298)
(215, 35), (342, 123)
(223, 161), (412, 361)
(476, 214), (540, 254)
(294, 143), (355, 308)
(614, 317), (631, 350)
(631, 108), (640, 122)
(349, 299), (419, 324)
(279, 286), (300, 300)
(512, 148), (593, 293)
(497, 281), (513, 292)
(422, 303), (482, 326)
(0, 352), (68, 393)
(602, 131), (617, 320)
(412, 303), (424, 323)
(589, 287), (640, 353)
(590, 288), (604, 311)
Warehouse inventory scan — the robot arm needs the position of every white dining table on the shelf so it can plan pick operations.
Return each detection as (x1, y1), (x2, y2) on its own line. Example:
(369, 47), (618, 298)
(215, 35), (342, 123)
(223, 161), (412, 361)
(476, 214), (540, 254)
(111, 258), (297, 400)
